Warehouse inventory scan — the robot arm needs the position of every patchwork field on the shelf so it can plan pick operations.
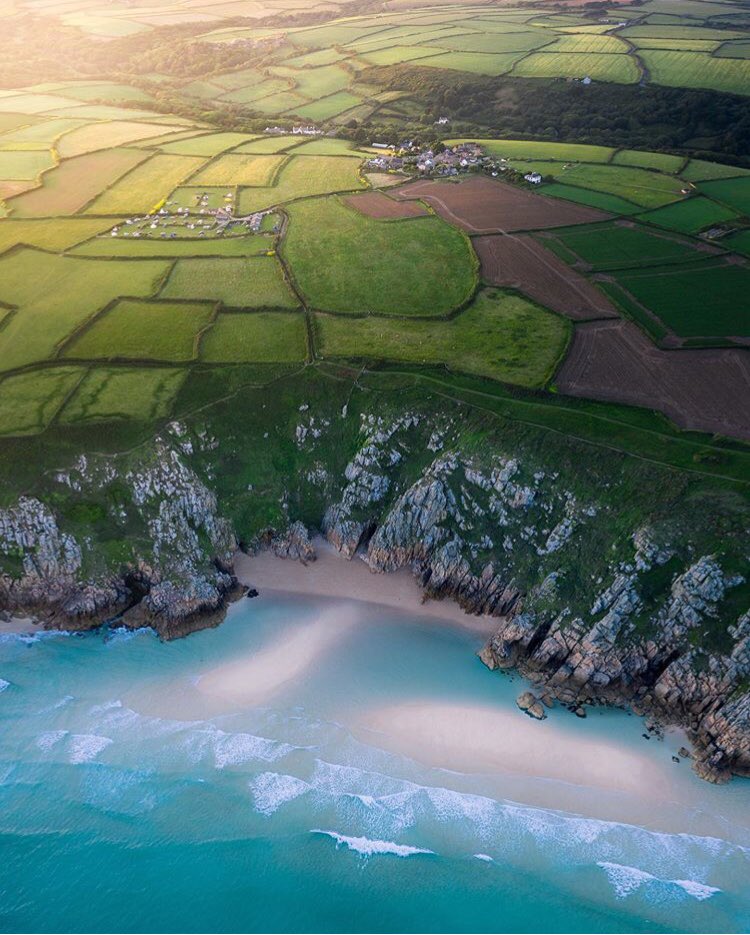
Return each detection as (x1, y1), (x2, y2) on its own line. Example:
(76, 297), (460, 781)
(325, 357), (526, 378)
(283, 195), (476, 316)
(608, 261), (750, 339)
(200, 312), (308, 363)
(474, 234), (618, 321)
(315, 288), (569, 388)
(64, 299), (216, 362)
(541, 221), (715, 270)
(7, 149), (149, 217)
(58, 367), (187, 425)
(0, 78), (748, 441)
(161, 257), (299, 309)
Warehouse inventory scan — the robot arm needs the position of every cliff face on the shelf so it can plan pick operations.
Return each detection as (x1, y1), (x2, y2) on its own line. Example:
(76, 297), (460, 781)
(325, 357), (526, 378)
(0, 392), (748, 782)
(0, 426), (240, 639)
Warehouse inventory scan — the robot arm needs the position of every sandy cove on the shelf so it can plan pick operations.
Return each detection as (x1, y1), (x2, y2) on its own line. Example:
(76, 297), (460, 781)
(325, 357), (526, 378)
(234, 537), (497, 637)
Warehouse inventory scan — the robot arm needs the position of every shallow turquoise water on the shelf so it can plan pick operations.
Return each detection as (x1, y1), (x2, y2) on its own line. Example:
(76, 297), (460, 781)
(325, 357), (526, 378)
(0, 594), (748, 934)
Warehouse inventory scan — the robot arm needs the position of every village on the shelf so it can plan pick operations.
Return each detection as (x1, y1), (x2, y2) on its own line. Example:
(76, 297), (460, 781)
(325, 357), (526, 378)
(365, 140), (545, 185)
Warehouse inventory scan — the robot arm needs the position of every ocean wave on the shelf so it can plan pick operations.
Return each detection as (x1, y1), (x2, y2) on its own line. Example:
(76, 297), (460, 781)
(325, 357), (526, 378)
(104, 626), (152, 644)
(0, 678), (10, 693)
(597, 861), (721, 902)
(300, 758), (746, 880)
(474, 853), (494, 862)
(0, 630), (70, 645)
(249, 772), (311, 815)
(35, 730), (113, 763)
(311, 829), (435, 858)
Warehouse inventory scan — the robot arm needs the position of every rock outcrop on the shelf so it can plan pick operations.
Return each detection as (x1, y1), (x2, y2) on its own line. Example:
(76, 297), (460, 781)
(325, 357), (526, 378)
(0, 399), (747, 783)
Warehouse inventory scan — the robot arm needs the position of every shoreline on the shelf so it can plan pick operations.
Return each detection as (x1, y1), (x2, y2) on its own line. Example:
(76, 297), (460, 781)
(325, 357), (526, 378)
(234, 537), (498, 637)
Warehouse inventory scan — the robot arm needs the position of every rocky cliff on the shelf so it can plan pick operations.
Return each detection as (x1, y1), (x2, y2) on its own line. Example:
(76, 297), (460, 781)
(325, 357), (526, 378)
(0, 388), (748, 782)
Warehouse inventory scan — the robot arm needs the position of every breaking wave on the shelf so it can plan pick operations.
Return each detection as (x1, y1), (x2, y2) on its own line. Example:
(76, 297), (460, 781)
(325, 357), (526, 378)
(597, 861), (721, 902)
(312, 829), (435, 858)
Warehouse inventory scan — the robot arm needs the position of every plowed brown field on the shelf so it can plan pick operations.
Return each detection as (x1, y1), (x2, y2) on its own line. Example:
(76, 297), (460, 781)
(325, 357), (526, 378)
(392, 176), (609, 233)
(557, 318), (750, 439)
(474, 234), (618, 321)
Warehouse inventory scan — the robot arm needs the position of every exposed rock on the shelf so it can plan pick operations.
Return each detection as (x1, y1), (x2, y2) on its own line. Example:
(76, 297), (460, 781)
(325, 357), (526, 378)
(517, 691), (546, 720)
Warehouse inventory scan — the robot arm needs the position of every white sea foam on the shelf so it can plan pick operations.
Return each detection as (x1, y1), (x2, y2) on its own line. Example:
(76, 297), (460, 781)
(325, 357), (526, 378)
(36, 729), (68, 752)
(105, 626), (151, 644)
(249, 772), (310, 815)
(474, 853), (494, 862)
(304, 757), (745, 880)
(312, 829), (435, 858)
(35, 730), (112, 763)
(0, 678), (10, 692)
(67, 734), (113, 764)
(597, 862), (721, 902)
(212, 729), (295, 769)
(0, 630), (70, 645)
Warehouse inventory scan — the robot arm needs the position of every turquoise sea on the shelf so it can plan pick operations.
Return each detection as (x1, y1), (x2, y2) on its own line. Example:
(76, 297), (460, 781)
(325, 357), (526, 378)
(0, 593), (748, 934)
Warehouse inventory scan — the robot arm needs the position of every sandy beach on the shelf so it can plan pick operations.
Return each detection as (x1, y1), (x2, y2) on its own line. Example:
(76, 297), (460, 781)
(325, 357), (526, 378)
(0, 616), (41, 636)
(235, 537), (497, 636)
(195, 603), (354, 706)
(355, 700), (677, 796)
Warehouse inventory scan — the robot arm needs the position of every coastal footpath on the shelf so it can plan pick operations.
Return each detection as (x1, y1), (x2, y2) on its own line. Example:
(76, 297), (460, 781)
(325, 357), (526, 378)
(0, 372), (748, 783)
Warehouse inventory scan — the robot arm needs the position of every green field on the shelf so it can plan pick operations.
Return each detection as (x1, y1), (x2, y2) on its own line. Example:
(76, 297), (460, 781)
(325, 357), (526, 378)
(200, 312), (308, 363)
(70, 231), (272, 258)
(190, 153), (285, 187)
(612, 150), (686, 173)
(0, 218), (114, 253)
(537, 183), (642, 214)
(237, 155), (366, 214)
(85, 154), (205, 213)
(639, 49), (750, 95)
(284, 196), (477, 317)
(512, 51), (640, 83)
(0, 366), (84, 435)
(682, 159), (750, 182)
(637, 197), (739, 233)
(234, 136), (302, 155)
(272, 64), (352, 99)
(0, 149), (56, 180)
(546, 33), (630, 53)
(64, 299), (216, 362)
(315, 288), (568, 387)
(59, 366), (186, 424)
(0, 251), (169, 372)
(546, 222), (706, 270)
(160, 256), (299, 309)
(288, 92), (364, 121)
(218, 80), (291, 105)
(723, 230), (750, 257)
(541, 163), (686, 209)
(415, 50), (528, 76)
(698, 177), (750, 215)
(614, 262), (750, 338)
(422, 30), (550, 53)
(158, 132), (257, 157)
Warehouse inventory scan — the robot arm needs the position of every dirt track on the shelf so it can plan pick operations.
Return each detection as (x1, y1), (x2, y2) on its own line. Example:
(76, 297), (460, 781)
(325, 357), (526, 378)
(344, 191), (428, 219)
(474, 234), (619, 321)
(557, 318), (750, 439)
(392, 176), (609, 233)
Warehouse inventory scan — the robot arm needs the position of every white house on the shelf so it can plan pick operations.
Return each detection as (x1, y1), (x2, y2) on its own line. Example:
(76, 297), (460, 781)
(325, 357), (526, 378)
(524, 172), (543, 184)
